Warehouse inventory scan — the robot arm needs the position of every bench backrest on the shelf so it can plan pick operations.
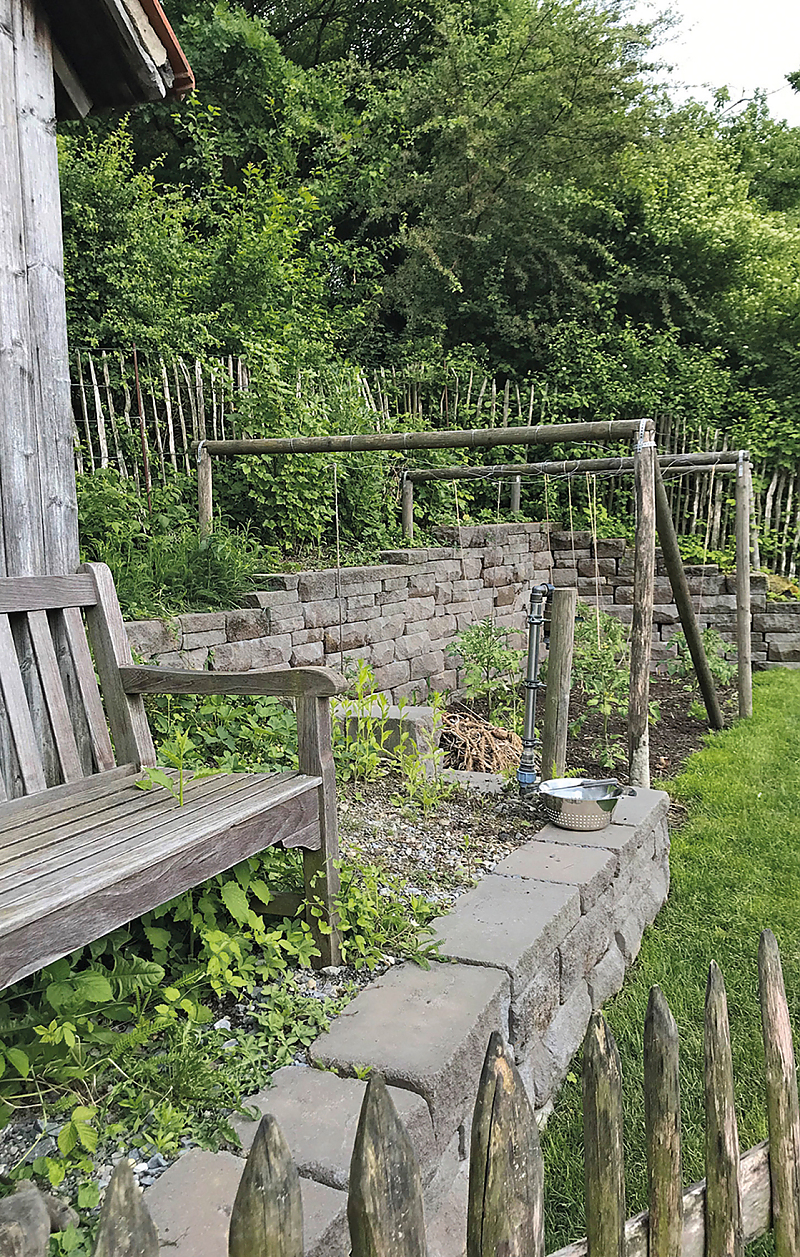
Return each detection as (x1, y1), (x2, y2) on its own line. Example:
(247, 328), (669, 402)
(0, 564), (155, 800)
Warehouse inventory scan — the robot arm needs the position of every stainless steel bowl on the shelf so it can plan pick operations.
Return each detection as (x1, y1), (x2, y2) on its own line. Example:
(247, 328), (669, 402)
(538, 777), (631, 831)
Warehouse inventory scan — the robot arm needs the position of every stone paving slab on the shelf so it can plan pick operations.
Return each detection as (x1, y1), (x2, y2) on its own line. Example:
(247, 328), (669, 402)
(612, 787), (669, 828)
(230, 1065), (435, 1190)
(435, 874), (579, 994)
(144, 1148), (348, 1257)
(493, 841), (617, 912)
(310, 961), (510, 1147)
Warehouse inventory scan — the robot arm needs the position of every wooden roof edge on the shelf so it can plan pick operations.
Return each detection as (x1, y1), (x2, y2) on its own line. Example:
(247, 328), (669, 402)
(137, 0), (195, 98)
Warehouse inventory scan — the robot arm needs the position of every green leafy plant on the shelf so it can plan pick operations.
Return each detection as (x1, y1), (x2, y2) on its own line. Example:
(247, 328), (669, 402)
(447, 617), (524, 722)
(666, 628), (737, 686)
(567, 604), (632, 767)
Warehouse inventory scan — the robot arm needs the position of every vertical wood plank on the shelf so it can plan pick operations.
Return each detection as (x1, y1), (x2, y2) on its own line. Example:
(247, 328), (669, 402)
(541, 586), (577, 780)
(297, 694), (341, 967)
(704, 960), (743, 1257)
(758, 929), (800, 1257)
(229, 1114), (303, 1257)
(93, 1159), (159, 1257)
(735, 456), (753, 718)
(62, 605), (115, 772)
(467, 1032), (544, 1257)
(349, 1073), (427, 1257)
(629, 440), (656, 787)
(173, 359), (191, 472)
(81, 562), (156, 767)
(644, 985), (683, 1257)
(102, 351), (128, 477)
(583, 1012), (626, 1257)
(0, 614), (46, 793)
(7, 0), (77, 575)
(27, 609), (82, 782)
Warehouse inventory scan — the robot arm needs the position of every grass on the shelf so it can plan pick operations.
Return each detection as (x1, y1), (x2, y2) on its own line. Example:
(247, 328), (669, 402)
(541, 669), (800, 1256)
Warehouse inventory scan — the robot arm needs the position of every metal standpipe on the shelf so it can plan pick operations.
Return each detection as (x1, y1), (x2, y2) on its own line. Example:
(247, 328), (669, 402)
(517, 583), (553, 798)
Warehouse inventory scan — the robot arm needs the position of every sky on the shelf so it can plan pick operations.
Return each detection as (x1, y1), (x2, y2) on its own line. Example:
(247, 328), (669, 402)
(630, 0), (800, 126)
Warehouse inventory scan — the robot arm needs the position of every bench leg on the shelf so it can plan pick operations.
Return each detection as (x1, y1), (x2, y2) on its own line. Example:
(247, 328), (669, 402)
(297, 695), (341, 967)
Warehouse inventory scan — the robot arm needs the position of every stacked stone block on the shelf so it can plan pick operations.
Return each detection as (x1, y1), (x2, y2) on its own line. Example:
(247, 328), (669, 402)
(125, 523), (797, 699)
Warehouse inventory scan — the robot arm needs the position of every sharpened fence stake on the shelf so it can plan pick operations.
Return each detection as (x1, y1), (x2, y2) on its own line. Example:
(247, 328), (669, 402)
(644, 986), (683, 1257)
(758, 929), (800, 1257)
(349, 1074), (427, 1257)
(228, 1114), (303, 1257)
(704, 961), (743, 1257)
(583, 1012), (626, 1257)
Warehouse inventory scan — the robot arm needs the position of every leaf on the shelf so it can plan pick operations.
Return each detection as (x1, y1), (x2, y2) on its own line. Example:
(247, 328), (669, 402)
(143, 926), (171, 953)
(77, 1181), (100, 1209)
(58, 1124), (78, 1156)
(5, 1047), (29, 1078)
(74, 972), (113, 1004)
(249, 878), (273, 907)
(219, 879), (251, 925)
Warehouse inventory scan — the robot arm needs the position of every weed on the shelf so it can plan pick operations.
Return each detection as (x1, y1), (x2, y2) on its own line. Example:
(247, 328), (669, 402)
(665, 627), (736, 687)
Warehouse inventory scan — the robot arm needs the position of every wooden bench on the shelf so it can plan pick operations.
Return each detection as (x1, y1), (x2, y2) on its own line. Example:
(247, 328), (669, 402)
(0, 563), (346, 988)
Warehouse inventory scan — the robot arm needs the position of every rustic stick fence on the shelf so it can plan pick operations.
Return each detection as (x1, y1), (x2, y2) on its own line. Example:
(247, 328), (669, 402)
(70, 355), (797, 576)
(89, 928), (796, 1257)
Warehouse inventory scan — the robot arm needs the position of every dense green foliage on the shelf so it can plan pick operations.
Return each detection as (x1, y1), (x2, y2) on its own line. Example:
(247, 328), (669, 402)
(541, 669), (800, 1256)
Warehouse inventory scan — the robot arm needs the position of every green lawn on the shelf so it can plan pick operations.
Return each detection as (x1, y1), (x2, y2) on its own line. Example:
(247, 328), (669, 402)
(541, 669), (800, 1255)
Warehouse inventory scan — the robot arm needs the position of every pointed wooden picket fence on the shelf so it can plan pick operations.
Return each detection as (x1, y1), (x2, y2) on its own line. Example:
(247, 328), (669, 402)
(89, 927), (800, 1257)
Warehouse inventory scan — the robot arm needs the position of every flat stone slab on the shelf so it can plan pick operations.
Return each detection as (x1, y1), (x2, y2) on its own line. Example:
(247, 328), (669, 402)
(435, 874), (579, 994)
(534, 820), (643, 859)
(230, 1065), (435, 1190)
(311, 961), (509, 1146)
(144, 1148), (348, 1257)
(493, 841), (617, 912)
(612, 787), (669, 829)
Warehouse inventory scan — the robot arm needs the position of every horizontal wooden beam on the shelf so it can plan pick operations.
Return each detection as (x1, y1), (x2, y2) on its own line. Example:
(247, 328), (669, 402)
(0, 574), (97, 613)
(406, 452), (744, 483)
(201, 420), (652, 458)
(119, 665), (349, 698)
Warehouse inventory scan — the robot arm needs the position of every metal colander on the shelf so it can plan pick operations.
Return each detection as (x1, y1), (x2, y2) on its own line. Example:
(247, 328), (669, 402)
(538, 777), (631, 831)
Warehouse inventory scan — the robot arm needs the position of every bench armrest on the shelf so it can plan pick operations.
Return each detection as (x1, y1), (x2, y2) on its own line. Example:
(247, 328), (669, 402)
(119, 665), (348, 699)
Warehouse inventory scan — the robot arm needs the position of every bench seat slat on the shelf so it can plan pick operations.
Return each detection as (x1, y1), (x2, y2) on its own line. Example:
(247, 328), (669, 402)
(0, 615), (47, 794)
(0, 767), (276, 849)
(0, 779), (321, 989)
(0, 764), (136, 826)
(27, 611), (83, 784)
(0, 772), (319, 890)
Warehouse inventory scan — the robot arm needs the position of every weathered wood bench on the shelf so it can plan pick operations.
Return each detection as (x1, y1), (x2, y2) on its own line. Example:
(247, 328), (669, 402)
(0, 563), (346, 988)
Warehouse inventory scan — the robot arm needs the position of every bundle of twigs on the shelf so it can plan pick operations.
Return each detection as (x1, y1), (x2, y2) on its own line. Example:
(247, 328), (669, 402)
(440, 710), (522, 773)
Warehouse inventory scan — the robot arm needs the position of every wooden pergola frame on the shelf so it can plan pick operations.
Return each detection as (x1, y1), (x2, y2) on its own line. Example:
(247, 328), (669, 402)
(402, 449), (754, 728)
(198, 418), (667, 785)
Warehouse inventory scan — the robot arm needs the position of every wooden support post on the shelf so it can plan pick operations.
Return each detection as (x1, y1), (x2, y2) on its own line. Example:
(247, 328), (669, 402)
(758, 929), (800, 1257)
(401, 476), (414, 541)
(198, 445), (213, 536)
(654, 463), (724, 731)
(644, 986), (683, 1257)
(297, 694), (341, 967)
(629, 441), (656, 788)
(735, 454), (753, 718)
(510, 474), (521, 514)
(540, 587), (576, 780)
(704, 961), (744, 1257)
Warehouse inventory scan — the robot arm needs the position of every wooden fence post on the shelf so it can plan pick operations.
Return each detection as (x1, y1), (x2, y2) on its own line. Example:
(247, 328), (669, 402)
(229, 1114), (303, 1257)
(704, 961), (743, 1257)
(540, 587), (577, 780)
(583, 1012), (626, 1257)
(198, 444), (213, 536)
(467, 1032), (544, 1257)
(629, 438), (656, 787)
(402, 476), (414, 541)
(758, 929), (800, 1257)
(644, 985), (683, 1257)
(92, 1159), (158, 1257)
(510, 474), (521, 514)
(348, 1073), (427, 1257)
(735, 454), (753, 718)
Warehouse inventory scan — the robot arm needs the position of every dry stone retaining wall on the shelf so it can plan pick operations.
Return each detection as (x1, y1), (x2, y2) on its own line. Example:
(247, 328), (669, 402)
(143, 787), (670, 1257)
(125, 523), (800, 701)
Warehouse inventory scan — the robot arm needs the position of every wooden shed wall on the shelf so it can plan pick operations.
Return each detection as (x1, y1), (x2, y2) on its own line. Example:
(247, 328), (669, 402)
(0, 0), (78, 577)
